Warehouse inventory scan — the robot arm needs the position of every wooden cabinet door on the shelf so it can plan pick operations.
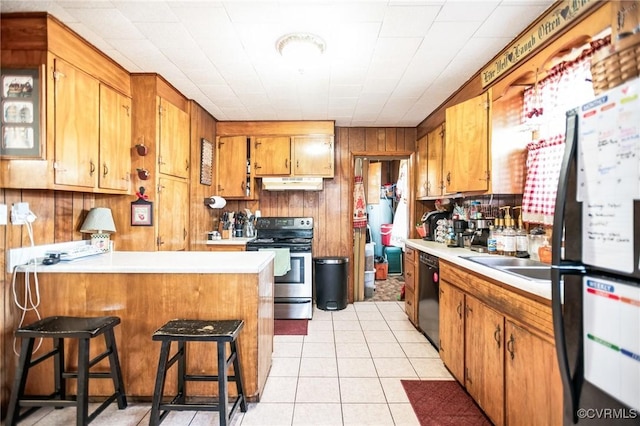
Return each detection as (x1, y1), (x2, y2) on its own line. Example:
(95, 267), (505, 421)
(444, 92), (489, 193)
(157, 176), (188, 251)
(293, 136), (334, 177)
(465, 296), (505, 426)
(505, 320), (563, 426)
(253, 136), (290, 176)
(404, 248), (417, 325)
(427, 124), (444, 197)
(99, 85), (131, 192)
(158, 98), (190, 179)
(415, 135), (428, 198)
(53, 59), (99, 188)
(216, 136), (248, 197)
(439, 280), (465, 383)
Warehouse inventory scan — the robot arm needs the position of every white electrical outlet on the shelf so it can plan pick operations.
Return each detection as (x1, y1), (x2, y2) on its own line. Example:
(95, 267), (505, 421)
(0, 204), (7, 225)
(11, 202), (32, 225)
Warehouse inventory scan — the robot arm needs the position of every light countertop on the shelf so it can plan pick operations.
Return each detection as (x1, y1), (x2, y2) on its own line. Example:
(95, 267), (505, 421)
(405, 239), (553, 301)
(205, 237), (255, 246)
(17, 251), (274, 274)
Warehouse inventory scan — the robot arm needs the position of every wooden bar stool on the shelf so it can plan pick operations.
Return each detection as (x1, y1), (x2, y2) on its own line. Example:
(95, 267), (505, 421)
(6, 316), (127, 426)
(150, 319), (247, 426)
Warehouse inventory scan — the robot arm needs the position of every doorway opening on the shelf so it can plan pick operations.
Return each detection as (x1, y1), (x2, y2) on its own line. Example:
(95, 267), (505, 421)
(352, 153), (413, 302)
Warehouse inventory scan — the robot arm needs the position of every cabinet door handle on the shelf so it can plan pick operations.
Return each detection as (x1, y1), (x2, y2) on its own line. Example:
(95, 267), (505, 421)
(157, 237), (164, 246)
(89, 161), (95, 176)
(507, 334), (515, 360)
(285, 159), (289, 169)
(241, 181), (246, 190)
(446, 172), (451, 185)
(185, 160), (189, 171)
(122, 105), (130, 116)
(255, 163), (262, 170)
(296, 160), (299, 169)
(494, 324), (501, 348)
(456, 301), (462, 319)
(465, 304), (472, 317)
(103, 163), (109, 177)
(183, 228), (187, 239)
(465, 367), (472, 385)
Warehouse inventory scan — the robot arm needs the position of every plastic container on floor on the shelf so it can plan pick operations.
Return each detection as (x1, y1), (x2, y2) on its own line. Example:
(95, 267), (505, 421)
(384, 246), (403, 274)
(381, 224), (393, 246)
(365, 242), (375, 271)
(364, 270), (375, 298)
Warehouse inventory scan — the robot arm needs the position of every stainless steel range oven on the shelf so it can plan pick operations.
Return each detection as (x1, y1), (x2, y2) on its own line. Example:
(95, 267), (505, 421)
(246, 217), (313, 319)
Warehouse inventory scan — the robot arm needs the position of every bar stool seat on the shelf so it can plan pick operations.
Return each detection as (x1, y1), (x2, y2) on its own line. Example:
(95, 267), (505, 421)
(150, 319), (247, 426)
(6, 316), (127, 426)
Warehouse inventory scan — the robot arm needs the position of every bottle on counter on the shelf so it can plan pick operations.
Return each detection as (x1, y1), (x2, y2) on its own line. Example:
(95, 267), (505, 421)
(502, 207), (516, 257)
(514, 206), (529, 257)
(494, 216), (505, 255)
(487, 224), (498, 255)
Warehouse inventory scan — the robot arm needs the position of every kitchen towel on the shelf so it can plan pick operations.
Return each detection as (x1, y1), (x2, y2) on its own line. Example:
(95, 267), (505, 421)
(259, 248), (291, 276)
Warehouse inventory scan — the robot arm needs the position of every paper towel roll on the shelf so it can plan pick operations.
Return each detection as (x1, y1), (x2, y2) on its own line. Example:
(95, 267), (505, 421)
(206, 196), (227, 209)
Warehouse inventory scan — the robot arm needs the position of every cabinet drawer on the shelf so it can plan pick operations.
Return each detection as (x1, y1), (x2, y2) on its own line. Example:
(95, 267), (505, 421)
(404, 261), (415, 292)
(405, 247), (416, 263)
(405, 287), (416, 324)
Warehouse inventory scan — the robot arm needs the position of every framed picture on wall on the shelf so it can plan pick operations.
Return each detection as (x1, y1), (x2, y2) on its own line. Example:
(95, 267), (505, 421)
(131, 199), (153, 226)
(1, 67), (43, 158)
(200, 138), (213, 185)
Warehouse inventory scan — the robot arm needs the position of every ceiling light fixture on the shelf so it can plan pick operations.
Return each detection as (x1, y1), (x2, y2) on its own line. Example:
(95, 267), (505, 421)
(276, 32), (326, 65)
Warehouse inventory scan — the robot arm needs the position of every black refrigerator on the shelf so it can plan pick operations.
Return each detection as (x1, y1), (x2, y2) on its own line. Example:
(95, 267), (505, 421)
(552, 77), (640, 425)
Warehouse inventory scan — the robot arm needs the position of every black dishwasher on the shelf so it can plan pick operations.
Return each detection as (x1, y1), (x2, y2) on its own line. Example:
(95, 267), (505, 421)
(418, 252), (440, 350)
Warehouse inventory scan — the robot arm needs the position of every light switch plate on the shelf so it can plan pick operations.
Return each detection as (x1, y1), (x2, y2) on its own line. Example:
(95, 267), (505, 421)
(0, 204), (7, 225)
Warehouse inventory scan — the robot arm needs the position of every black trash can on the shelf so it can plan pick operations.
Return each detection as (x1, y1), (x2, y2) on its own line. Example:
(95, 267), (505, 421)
(314, 257), (349, 311)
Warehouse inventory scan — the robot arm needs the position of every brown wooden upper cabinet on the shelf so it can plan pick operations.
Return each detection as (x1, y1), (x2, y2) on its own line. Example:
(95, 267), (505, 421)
(444, 92), (490, 194)
(158, 98), (190, 179)
(1, 14), (132, 194)
(216, 135), (255, 199)
(253, 135), (334, 177)
(253, 136), (291, 176)
(53, 58), (132, 193)
(416, 123), (445, 199)
(292, 135), (334, 177)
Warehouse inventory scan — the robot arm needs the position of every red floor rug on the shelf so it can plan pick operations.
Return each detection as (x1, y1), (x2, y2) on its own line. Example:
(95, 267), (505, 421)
(402, 380), (492, 426)
(274, 319), (308, 335)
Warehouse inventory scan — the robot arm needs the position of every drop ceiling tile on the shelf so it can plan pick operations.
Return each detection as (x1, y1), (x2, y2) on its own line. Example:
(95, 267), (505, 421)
(380, 5), (441, 37)
(435, 1), (499, 22)
(65, 7), (144, 40)
(114, 1), (177, 23)
(476, 3), (552, 38)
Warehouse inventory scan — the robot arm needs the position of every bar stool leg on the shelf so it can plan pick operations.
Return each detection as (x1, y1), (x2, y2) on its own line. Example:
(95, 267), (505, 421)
(104, 328), (127, 408)
(150, 341), (172, 426)
(177, 341), (186, 404)
(53, 337), (66, 403)
(6, 337), (36, 425)
(76, 338), (90, 426)
(230, 340), (247, 412)
(217, 342), (229, 426)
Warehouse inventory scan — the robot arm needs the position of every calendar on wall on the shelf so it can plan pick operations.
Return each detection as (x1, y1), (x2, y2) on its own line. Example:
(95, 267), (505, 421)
(1, 68), (42, 158)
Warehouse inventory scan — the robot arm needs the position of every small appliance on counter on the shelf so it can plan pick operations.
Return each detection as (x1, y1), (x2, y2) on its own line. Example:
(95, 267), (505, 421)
(469, 219), (493, 252)
(421, 211), (451, 241)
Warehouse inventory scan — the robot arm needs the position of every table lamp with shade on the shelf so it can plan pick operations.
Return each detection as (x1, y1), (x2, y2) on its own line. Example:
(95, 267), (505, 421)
(80, 207), (116, 252)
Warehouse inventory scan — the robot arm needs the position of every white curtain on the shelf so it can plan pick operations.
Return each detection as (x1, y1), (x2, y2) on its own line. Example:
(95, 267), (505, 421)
(390, 159), (409, 249)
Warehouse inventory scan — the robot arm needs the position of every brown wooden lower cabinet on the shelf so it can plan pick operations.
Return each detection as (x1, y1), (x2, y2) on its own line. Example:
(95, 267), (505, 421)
(439, 280), (464, 383)
(404, 247), (418, 325)
(439, 260), (563, 425)
(13, 269), (273, 402)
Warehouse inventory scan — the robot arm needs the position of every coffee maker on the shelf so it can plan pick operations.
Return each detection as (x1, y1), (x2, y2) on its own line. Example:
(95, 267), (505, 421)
(469, 219), (493, 252)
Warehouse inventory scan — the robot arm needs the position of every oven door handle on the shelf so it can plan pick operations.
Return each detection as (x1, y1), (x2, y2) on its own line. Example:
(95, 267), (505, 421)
(274, 298), (312, 304)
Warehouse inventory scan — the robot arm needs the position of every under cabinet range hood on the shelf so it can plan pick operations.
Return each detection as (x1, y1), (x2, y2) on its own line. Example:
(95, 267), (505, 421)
(261, 177), (323, 191)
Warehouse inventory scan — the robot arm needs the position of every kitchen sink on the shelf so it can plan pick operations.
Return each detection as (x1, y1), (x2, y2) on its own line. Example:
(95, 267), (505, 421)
(462, 256), (548, 268)
(462, 256), (551, 282)
(500, 266), (551, 282)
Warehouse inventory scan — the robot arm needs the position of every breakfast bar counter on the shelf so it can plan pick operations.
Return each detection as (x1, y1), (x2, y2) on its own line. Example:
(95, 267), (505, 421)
(15, 251), (275, 402)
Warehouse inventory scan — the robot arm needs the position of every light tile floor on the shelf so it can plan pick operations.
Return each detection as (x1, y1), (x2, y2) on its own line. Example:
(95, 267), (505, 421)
(6, 301), (453, 426)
